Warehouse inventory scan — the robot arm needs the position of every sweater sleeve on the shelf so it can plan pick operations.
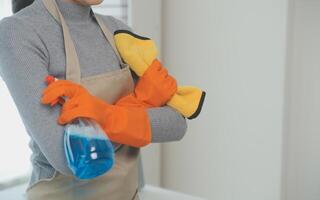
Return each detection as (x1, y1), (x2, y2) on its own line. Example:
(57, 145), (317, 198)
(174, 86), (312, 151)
(111, 17), (188, 143)
(0, 17), (72, 175)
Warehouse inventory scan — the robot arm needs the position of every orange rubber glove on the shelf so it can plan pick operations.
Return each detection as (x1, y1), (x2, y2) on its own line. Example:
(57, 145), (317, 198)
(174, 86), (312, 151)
(116, 59), (177, 108)
(114, 30), (206, 119)
(41, 80), (152, 147)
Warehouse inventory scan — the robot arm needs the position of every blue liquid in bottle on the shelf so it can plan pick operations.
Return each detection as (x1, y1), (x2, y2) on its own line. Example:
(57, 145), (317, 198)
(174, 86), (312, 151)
(64, 120), (115, 179)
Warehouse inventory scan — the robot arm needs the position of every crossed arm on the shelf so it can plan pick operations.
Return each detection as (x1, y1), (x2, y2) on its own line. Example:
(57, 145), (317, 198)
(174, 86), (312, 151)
(0, 18), (187, 175)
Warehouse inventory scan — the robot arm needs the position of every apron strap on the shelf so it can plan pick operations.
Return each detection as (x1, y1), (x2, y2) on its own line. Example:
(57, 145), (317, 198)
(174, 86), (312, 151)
(94, 15), (126, 67)
(42, 0), (81, 83)
(42, 0), (126, 82)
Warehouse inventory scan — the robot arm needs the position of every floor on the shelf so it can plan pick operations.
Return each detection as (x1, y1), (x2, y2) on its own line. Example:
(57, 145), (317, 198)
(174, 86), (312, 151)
(0, 184), (206, 200)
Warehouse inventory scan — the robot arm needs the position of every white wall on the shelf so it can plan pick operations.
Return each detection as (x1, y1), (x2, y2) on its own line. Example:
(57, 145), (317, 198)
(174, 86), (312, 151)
(129, 0), (162, 186)
(283, 0), (320, 199)
(161, 0), (212, 197)
(161, 0), (289, 199)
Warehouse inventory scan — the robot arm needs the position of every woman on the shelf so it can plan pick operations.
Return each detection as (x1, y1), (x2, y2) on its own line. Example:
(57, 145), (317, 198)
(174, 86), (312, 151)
(0, 0), (187, 199)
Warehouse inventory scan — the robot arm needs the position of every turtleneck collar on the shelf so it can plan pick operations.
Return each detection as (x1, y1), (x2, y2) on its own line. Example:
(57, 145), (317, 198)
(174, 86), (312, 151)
(55, 0), (93, 23)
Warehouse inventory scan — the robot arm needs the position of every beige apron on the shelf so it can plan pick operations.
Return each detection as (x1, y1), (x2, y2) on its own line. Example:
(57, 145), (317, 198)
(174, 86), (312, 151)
(27, 0), (140, 199)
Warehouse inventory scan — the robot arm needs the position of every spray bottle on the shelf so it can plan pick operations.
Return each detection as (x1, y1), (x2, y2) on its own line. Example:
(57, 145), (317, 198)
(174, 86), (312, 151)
(45, 75), (115, 179)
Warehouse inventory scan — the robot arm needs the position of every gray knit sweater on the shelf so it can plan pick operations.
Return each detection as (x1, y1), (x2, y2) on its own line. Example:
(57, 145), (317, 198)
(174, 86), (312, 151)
(0, 0), (187, 188)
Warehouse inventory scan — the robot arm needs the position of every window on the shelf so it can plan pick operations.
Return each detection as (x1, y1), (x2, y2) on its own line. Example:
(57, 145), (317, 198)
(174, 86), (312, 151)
(93, 0), (128, 23)
(0, 0), (129, 189)
(0, 1), (12, 19)
(0, 0), (32, 188)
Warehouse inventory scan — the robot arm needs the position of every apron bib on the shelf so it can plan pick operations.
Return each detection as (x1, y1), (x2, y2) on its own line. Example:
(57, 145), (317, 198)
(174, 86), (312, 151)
(27, 0), (139, 199)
